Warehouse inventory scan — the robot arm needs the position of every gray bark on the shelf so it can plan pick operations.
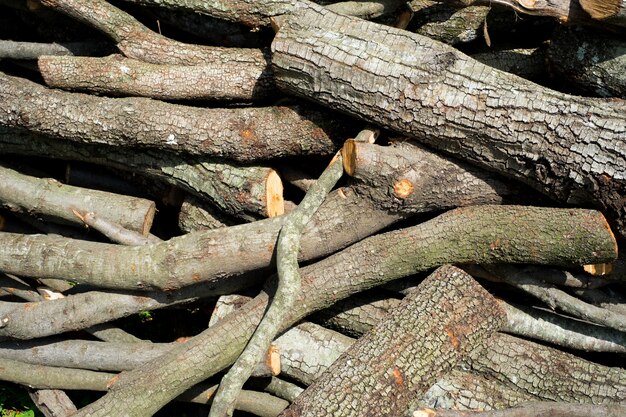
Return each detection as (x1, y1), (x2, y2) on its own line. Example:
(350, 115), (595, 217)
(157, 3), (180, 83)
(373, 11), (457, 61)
(0, 73), (344, 162)
(71, 205), (617, 417)
(271, 1), (626, 237)
(280, 265), (507, 417)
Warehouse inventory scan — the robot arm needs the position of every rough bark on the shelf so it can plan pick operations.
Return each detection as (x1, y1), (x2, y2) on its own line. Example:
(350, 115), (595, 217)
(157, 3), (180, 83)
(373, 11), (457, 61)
(0, 164), (155, 235)
(486, 264), (626, 332)
(0, 129), (283, 220)
(409, 0), (491, 44)
(413, 403), (626, 417)
(416, 369), (537, 411)
(116, 0), (407, 28)
(465, 333), (626, 403)
(38, 0), (272, 65)
(546, 26), (626, 98)
(178, 195), (232, 233)
(271, 1), (626, 237)
(0, 73), (344, 163)
(71, 205), (617, 417)
(210, 154), (344, 417)
(472, 47), (545, 81)
(342, 140), (528, 214)
(38, 54), (276, 101)
(280, 265), (507, 417)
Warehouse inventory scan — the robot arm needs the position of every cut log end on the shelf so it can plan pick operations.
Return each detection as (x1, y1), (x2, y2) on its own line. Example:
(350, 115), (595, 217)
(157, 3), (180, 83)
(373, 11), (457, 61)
(341, 139), (357, 176)
(413, 410), (437, 417)
(579, 0), (621, 19)
(597, 212), (618, 258)
(265, 170), (285, 218)
(393, 179), (414, 199)
(267, 344), (281, 376)
(142, 203), (157, 236)
(583, 263), (613, 276)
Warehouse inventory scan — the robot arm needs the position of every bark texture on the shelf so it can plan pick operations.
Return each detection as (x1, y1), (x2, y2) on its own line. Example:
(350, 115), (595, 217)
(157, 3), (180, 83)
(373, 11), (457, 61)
(0, 40), (111, 59)
(71, 205), (617, 417)
(413, 403), (626, 417)
(0, 164), (155, 234)
(38, 54), (276, 101)
(0, 129), (281, 220)
(0, 73), (344, 162)
(280, 265), (506, 417)
(547, 26), (626, 98)
(342, 140), (526, 214)
(465, 333), (626, 403)
(271, 1), (626, 237)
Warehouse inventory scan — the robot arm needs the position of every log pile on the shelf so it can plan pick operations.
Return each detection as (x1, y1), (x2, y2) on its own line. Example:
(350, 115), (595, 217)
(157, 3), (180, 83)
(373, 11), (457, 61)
(0, 0), (624, 416)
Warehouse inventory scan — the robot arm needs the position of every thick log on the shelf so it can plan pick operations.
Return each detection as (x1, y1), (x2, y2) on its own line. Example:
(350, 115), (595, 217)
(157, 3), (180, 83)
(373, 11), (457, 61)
(0, 164), (155, 235)
(281, 265), (506, 417)
(29, 390), (78, 417)
(178, 195), (232, 233)
(472, 47), (545, 80)
(71, 205), (617, 417)
(342, 140), (526, 214)
(0, 129), (283, 220)
(0, 73), (343, 163)
(38, 54), (276, 101)
(271, 1), (626, 237)
(546, 26), (626, 98)
(410, 0), (491, 44)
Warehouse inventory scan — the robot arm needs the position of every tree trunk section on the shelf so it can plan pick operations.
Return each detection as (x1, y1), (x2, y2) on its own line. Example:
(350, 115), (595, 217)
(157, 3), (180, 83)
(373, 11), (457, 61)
(271, 1), (626, 237)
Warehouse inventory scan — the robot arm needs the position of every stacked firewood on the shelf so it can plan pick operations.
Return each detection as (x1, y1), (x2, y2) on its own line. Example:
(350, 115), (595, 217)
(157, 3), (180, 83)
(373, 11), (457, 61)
(0, 0), (624, 416)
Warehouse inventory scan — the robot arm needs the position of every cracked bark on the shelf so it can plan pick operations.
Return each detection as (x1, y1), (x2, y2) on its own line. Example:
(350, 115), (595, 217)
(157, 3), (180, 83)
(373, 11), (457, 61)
(279, 265), (507, 417)
(413, 402), (626, 417)
(38, 54), (277, 101)
(271, 1), (626, 237)
(70, 205), (616, 417)
(0, 73), (344, 163)
(546, 26), (626, 99)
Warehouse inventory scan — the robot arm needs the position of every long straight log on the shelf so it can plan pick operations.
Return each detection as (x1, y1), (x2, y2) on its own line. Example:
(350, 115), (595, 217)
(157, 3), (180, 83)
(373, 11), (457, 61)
(280, 265), (506, 417)
(0, 129), (283, 220)
(38, 54), (276, 101)
(0, 73), (344, 162)
(71, 205), (616, 417)
(271, 1), (626, 236)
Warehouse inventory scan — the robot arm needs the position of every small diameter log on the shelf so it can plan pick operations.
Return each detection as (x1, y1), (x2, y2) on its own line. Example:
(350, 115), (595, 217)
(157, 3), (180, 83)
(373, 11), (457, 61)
(413, 403), (626, 417)
(38, 54), (276, 101)
(178, 195), (232, 233)
(280, 265), (506, 417)
(29, 390), (78, 417)
(342, 140), (524, 213)
(0, 181), (402, 291)
(73, 211), (160, 245)
(547, 26), (626, 99)
(466, 333), (626, 403)
(209, 154), (344, 417)
(72, 205), (618, 417)
(0, 129), (283, 220)
(0, 74), (344, 163)
(272, 2), (626, 237)
(0, 164), (155, 235)
(410, 1), (491, 44)
(0, 40), (111, 59)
